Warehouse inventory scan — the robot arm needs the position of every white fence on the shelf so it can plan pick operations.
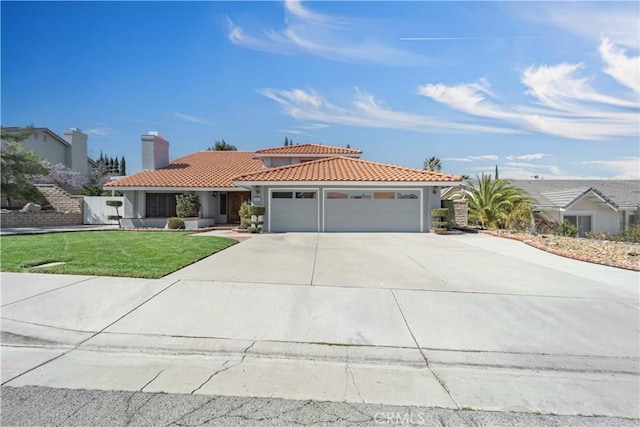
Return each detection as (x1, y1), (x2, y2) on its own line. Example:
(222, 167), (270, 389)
(83, 196), (125, 225)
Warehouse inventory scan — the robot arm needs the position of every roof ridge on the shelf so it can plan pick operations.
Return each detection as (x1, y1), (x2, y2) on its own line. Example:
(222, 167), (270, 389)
(343, 156), (458, 178)
(255, 143), (362, 154)
(233, 155), (462, 181)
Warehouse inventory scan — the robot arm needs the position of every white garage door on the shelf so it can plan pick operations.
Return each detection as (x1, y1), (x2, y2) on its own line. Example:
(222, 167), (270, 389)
(270, 190), (319, 232)
(324, 189), (421, 232)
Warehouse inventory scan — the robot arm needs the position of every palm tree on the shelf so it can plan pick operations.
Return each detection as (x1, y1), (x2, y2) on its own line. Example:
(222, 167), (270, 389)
(424, 156), (442, 172)
(457, 174), (532, 229)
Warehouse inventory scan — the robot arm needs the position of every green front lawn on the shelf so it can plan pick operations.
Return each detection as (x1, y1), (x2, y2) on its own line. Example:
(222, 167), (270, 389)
(0, 231), (237, 278)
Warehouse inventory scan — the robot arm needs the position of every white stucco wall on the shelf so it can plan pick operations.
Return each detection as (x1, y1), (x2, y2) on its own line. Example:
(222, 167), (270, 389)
(21, 131), (67, 166)
(561, 197), (620, 234)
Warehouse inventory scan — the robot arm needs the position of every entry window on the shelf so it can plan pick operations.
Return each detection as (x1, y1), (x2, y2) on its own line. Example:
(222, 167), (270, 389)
(146, 193), (179, 217)
(564, 215), (592, 237)
(219, 193), (227, 215)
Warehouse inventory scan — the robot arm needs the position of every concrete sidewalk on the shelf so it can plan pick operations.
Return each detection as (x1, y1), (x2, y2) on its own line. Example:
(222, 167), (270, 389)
(1, 233), (639, 419)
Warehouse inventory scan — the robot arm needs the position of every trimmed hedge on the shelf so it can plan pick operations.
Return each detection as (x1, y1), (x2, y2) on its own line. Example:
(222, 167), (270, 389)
(166, 218), (186, 230)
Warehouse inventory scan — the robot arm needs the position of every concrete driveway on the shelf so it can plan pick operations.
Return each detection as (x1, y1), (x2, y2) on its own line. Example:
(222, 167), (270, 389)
(2, 232), (639, 418)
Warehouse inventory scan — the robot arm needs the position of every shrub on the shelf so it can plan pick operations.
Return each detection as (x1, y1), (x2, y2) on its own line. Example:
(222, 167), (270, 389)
(553, 220), (578, 237)
(249, 205), (266, 216)
(431, 208), (449, 233)
(106, 200), (123, 228)
(239, 200), (251, 229)
(610, 224), (640, 243)
(166, 218), (185, 230)
(440, 200), (456, 227)
(175, 193), (200, 218)
(586, 230), (609, 240)
(83, 185), (106, 196)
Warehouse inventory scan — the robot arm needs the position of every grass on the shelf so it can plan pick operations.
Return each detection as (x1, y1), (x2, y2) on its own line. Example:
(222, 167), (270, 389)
(0, 231), (237, 278)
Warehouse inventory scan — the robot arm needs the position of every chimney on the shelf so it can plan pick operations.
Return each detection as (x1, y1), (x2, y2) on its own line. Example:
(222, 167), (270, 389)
(141, 131), (169, 170)
(63, 128), (88, 179)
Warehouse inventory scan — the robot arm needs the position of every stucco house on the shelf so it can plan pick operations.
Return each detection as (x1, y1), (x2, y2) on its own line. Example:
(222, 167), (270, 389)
(105, 131), (462, 232)
(509, 179), (640, 236)
(443, 179), (640, 236)
(8, 127), (94, 180)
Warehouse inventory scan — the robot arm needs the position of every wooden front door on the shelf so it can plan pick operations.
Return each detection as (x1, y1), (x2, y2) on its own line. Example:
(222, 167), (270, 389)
(227, 192), (250, 223)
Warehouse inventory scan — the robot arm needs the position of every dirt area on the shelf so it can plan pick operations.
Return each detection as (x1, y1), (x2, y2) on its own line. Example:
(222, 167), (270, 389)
(482, 231), (640, 271)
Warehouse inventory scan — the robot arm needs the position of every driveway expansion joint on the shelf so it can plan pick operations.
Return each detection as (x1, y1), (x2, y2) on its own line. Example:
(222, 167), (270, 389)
(0, 276), (96, 308)
(389, 289), (461, 410)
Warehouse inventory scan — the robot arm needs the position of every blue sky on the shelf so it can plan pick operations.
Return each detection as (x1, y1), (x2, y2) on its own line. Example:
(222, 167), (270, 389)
(2, 1), (638, 179)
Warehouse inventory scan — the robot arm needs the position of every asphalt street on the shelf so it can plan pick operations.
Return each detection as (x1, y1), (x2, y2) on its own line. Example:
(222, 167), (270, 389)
(2, 386), (638, 427)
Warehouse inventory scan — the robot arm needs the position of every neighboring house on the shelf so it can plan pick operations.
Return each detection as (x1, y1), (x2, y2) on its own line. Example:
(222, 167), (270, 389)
(8, 127), (94, 180)
(105, 131), (462, 232)
(443, 179), (640, 236)
(510, 180), (640, 236)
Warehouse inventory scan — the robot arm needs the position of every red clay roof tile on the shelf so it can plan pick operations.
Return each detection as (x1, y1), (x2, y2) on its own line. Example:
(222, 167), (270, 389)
(105, 151), (263, 188)
(233, 156), (463, 183)
(254, 143), (362, 155)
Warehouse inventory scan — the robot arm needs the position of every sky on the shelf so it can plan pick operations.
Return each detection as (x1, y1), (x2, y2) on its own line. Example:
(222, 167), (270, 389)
(1, 0), (639, 179)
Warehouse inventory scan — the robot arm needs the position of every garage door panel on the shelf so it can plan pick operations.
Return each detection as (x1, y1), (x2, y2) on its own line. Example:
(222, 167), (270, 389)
(271, 199), (318, 232)
(324, 198), (420, 232)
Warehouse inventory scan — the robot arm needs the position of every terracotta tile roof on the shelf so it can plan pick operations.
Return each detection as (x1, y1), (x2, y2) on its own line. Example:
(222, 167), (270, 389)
(105, 151), (263, 188)
(254, 143), (362, 156)
(233, 156), (463, 183)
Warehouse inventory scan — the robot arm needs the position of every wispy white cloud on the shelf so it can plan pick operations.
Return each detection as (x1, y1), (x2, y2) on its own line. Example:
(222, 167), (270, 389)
(581, 157), (640, 179)
(174, 112), (207, 125)
(86, 123), (114, 137)
(227, 0), (423, 64)
(506, 153), (550, 161)
(599, 38), (640, 94)
(417, 39), (639, 140)
(261, 87), (518, 135)
(444, 155), (499, 162)
(474, 158), (638, 180)
(510, 2), (639, 49)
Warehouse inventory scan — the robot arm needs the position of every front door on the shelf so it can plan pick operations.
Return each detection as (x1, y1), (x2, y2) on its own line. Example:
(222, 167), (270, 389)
(227, 192), (251, 223)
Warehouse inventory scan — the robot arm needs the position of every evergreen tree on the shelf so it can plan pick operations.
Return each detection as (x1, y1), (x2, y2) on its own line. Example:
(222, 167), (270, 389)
(207, 140), (237, 151)
(120, 156), (126, 175)
(114, 158), (120, 175)
(0, 125), (48, 206)
(495, 164), (499, 180)
(346, 144), (351, 149)
(284, 137), (289, 147)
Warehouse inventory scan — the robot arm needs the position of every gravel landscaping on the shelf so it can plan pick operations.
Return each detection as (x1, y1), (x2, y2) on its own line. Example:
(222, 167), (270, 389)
(483, 231), (640, 271)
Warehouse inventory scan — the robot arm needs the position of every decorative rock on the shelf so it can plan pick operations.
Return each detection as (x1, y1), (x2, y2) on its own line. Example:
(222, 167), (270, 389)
(21, 203), (41, 213)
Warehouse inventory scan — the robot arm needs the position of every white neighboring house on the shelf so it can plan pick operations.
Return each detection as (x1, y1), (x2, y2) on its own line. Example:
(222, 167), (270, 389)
(510, 180), (639, 236)
(443, 179), (640, 236)
(10, 127), (94, 180)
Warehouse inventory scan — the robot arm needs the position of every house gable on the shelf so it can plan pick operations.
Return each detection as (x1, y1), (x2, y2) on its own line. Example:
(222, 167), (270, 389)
(255, 143), (362, 168)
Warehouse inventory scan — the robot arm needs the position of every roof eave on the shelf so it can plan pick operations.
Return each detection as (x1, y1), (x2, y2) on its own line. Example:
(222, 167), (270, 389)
(103, 185), (247, 191)
(232, 180), (462, 187)
(253, 153), (361, 158)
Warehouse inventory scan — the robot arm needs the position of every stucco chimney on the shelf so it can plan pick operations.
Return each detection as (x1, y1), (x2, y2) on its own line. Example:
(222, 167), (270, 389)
(141, 131), (169, 170)
(63, 128), (88, 179)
